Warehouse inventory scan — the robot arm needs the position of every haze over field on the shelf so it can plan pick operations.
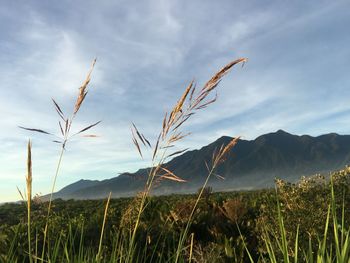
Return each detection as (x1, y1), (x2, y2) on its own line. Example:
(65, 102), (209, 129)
(1, 0), (350, 202)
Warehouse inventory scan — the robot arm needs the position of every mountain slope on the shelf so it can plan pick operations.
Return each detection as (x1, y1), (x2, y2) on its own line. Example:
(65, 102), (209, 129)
(52, 130), (350, 199)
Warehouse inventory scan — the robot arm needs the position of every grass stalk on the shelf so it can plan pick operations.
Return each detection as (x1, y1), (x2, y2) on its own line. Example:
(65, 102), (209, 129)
(189, 233), (194, 263)
(175, 136), (239, 262)
(18, 60), (98, 262)
(26, 140), (33, 263)
(96, 192), (112, 262)
(41, 145), (65, 261)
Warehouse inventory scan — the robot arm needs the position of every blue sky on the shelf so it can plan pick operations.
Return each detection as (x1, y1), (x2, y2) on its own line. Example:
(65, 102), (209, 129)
(1, 0), (350, 202)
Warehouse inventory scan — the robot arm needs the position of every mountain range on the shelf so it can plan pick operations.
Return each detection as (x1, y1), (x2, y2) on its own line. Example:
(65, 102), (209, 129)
(50, 130), (350, 200)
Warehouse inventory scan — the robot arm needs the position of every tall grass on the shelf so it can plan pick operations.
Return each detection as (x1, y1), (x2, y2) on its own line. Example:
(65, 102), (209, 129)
(19, 59), (100, 262)
(253, 176), (350, 263)
(26, 140), (33, 263)
(96, 192), (112, 262)
(127, 58), (246, 262)
(175, 137), (240, 262)
(16, 140), (33, 262)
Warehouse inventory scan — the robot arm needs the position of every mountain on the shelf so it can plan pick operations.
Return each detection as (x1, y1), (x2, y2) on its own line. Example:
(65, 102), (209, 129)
(50, 130), (350, 200)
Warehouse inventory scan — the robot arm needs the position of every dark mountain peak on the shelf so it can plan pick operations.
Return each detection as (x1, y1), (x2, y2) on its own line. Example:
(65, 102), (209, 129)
(78, 179), (94, 183)
(275, 129), (291, 135)
(214, 131), (294, 147)
(254, 129), (295, 145)
(318, 132), (339, 138)
(264, 129), (294, 138)
(203, 135), (233, 150)
(215, 135), (233, 143)
(55, 179), (100, 197)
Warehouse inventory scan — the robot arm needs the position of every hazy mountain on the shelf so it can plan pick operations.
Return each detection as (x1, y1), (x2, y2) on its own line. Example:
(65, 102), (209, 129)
(49, 130), (350, 200)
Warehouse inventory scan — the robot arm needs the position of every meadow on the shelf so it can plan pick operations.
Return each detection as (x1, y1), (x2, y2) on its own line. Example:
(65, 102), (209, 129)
(0, 58), (349, 262)
(1, 170), (349, 262)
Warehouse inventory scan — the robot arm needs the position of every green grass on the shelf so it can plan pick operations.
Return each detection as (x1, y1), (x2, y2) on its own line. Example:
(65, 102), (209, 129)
(1, 170), (349, 262)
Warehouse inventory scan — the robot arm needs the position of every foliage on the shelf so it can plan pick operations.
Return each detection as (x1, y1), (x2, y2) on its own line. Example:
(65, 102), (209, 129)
(1, 168), (349, 262)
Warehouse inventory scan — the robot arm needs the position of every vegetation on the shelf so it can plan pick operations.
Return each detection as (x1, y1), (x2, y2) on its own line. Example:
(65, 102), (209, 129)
(0, 169), (349, 262)
(0, 58), (349, 262)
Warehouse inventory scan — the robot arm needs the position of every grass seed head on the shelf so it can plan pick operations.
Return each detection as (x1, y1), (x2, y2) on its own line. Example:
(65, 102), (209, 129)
(26, 140), (32, 204)
(74, 58), (97, 114)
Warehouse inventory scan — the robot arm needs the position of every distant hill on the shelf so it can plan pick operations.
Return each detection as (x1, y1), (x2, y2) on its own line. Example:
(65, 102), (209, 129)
(49, 130), (350, 200)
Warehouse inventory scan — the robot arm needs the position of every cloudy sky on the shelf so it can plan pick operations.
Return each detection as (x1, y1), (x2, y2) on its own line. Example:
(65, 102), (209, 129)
(1, 0), (349, 202)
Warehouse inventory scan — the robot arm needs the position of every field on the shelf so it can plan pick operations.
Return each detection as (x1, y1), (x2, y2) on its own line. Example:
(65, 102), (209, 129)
(0, 169), (349, 262)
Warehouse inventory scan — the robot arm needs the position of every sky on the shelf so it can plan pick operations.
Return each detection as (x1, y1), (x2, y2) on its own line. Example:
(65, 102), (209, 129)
(1, 0), (350, 202)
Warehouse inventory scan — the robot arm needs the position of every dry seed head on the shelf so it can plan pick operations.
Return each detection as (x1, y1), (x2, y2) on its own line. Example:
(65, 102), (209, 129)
(159, 174), (187, 183)
(152, 133), (161, 161)
(131, 127), (143, 158)
(76, 120), (101, 135)
(58, 121), (65, 137)
(141, 134), (151, 148)
(26, 140), (32, 204)
(158, 167), (187, 183)
(18, 126), (52, 135)
(171, 114), (191, 132)
(168, 132), (191, 144)
(74, 58), (97, 114)
(166, 148), (189, 159)
(221, 136), (240, 156)
(133, 58), (246, 184)
(191, 58), (247, 110)
(132, 123), (146, 146)
(173, 81), (194, 114)
(201, 58), (247, 93)
(194, 92), (217, 110)
(214, 136), (240, 167)
(52, 99), (65, 121)
(189, 84), (196, 106)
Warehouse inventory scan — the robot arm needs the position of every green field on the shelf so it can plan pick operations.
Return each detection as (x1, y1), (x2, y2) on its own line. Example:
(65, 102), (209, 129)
(1, 167), (349, 262)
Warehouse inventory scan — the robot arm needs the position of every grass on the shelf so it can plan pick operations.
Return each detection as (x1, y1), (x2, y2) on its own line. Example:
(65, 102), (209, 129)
(1, 58), (349, 262)
(257, 180), (350, 263)
(125, 57), (246, 263)
(26, 141), (33, 263)
(19, 59), (100, 262)
(96, 192), (111, 262)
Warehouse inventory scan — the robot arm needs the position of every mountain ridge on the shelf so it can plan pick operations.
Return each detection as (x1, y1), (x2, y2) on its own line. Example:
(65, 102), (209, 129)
(49, 130), (350, 200)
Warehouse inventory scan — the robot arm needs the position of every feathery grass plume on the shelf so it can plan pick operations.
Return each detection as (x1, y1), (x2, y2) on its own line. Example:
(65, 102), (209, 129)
(127, 58), (246, 262)
(26, 140), (33, 263)
(26, 140), (32, 205)
(19, 58), (100, 148)
(212, 136), (241, 168)
(19, 59), (100, 262)
(156, 167), (187, 183)
(131, 58), (247, 184)
(74, 58), (96, 115)
(131, 125), (143, 158)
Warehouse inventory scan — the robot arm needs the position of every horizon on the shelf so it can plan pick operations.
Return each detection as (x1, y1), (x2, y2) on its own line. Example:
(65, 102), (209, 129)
(1, 0), (350, 202)
(4, 128), (349, 204)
